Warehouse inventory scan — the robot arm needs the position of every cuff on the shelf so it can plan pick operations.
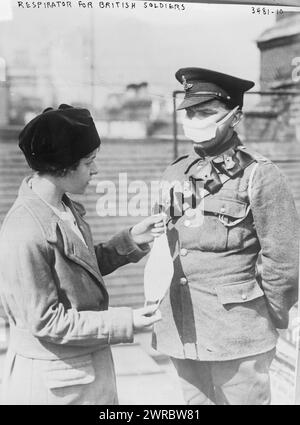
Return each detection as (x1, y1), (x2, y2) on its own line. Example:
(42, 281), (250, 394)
(269, 310), (289, 330)
(111, 228), (150, 263)
(107, 307), (134, 345)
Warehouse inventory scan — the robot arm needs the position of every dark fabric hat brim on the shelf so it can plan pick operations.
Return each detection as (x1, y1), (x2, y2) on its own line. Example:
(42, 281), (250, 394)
(177, 95), (217, 110)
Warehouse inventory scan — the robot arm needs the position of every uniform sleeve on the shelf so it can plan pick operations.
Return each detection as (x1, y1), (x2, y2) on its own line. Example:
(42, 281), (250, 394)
(94, 228), (150, 276)
(250, 162), (299, 329)
(0, 219), (134, 347)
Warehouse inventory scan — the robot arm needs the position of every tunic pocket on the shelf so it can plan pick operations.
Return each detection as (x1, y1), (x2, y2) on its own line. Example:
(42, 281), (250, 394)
(203, 197), (249, 226)
(182, 197), (249, 252)
(200, 197), (250, 251)
(216, 279), (264, 305)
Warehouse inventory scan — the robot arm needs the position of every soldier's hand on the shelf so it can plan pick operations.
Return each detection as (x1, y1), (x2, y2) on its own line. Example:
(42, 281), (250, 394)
(133, 304), (162, 331)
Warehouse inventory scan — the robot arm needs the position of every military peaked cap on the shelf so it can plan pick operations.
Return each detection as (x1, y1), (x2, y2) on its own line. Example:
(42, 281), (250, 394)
(175, 67), (255, 110)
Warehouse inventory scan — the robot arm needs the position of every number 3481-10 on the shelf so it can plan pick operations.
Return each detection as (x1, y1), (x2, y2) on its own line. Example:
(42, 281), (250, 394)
(251, 7), (284, 15)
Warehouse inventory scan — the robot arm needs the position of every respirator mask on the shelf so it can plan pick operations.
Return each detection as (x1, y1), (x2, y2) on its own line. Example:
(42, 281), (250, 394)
(182, 105), (240, 144)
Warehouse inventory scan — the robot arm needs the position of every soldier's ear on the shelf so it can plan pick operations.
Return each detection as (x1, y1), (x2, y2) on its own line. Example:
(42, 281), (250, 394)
(231, 110), (243, 128)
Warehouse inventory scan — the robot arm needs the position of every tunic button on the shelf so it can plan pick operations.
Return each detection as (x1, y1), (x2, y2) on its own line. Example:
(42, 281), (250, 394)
(184, 220), (191, 227)
(241, 293), (247, 300)
(180, 248), (188, 256)
(220, 207), (226, 214)
(180, 277), (188, 285)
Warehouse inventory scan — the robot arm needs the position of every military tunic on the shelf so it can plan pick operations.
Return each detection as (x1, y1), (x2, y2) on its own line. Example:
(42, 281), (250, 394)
(152, 137), (299, 361)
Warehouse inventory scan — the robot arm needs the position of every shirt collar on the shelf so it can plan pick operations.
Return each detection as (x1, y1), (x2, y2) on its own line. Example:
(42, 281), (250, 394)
(18, 175), (86, 218)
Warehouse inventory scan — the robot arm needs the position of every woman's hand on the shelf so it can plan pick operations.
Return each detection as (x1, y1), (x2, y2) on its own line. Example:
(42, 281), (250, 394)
(130, 214), (166, 245)
(133, 304), (162, 331)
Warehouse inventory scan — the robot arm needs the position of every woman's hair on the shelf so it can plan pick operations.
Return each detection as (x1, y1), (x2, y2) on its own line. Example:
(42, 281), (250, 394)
(36, 159), (81, 177)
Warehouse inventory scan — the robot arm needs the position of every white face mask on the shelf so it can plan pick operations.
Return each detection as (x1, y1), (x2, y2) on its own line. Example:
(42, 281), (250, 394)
(144, 233), (174, 305)
(182, 106), (240, 144)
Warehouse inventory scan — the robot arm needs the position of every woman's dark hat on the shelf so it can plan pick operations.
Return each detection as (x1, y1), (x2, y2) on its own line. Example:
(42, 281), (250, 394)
(175, 67), (255, 110)
(19, 104), (101, 171)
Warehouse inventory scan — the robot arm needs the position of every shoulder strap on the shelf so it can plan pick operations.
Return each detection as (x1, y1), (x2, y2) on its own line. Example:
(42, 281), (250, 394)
(248, 162), (259, 204)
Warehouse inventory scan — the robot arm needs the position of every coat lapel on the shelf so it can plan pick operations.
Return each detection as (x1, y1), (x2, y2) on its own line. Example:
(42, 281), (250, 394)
(55, 219), (105, 284)
(18, 178), (106, 291)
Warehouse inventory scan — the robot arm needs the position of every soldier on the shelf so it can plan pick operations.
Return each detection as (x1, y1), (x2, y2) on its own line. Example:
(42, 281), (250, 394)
(152, 68), (299, 405)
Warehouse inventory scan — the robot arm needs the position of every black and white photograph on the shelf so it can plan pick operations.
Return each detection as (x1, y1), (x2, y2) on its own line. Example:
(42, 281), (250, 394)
(0, 0), (299, 407)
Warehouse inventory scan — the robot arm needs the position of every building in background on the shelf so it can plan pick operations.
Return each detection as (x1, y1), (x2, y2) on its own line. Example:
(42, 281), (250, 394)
(244, 12), (300, 146)
(0, 24), (94, 125)
(98, 82), (171, 138)
(6, 49), (52, 125)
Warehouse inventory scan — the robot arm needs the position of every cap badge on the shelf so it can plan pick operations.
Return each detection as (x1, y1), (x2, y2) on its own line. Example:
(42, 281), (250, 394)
(182, 75), (193, 91)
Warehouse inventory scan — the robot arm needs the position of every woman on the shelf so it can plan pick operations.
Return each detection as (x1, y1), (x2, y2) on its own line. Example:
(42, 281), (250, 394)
(0, 104), (163, 405)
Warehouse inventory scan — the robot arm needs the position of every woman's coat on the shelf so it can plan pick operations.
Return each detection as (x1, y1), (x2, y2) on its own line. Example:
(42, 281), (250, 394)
(0, 177), (149, 404)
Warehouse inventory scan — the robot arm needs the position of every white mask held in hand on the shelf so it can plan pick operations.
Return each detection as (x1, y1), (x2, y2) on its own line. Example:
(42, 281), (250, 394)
(182, 106), (239, 144)
(144, 230), (174, 305)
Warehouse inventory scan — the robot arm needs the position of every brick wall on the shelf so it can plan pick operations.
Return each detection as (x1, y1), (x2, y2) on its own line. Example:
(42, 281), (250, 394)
(259, 37), (300, 89)
(257, 13), (300, 90)
(0, 128), (299, 309)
